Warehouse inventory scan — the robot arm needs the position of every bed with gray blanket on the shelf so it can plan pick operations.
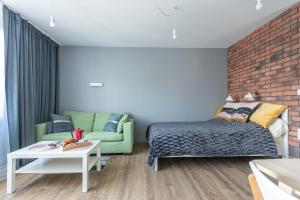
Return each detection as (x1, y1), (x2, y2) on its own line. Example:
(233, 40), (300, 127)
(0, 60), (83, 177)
(147, 119), (278, 169)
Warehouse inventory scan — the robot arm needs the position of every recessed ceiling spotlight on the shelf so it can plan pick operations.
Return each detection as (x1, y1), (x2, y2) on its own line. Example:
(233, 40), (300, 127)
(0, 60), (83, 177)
(49, 16), (55, 28)
(256, 0), (263, 10)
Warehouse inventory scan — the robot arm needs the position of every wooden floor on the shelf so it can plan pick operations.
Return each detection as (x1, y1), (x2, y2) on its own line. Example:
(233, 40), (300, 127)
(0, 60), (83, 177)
(0, 144), (254, 200)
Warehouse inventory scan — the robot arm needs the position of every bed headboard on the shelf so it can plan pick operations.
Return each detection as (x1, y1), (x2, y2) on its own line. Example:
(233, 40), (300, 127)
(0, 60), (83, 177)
(276, 108), (289, 158)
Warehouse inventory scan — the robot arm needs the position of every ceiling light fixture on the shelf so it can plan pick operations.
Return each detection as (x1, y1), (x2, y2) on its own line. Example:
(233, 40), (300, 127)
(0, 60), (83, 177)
(256, 0), (263, 10)
(155, 0), (179, 40)
(49, 16), (56, 28)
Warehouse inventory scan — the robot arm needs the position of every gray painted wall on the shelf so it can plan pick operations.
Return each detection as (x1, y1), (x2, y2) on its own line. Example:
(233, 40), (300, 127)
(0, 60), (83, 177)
(59, 47), (227, 141)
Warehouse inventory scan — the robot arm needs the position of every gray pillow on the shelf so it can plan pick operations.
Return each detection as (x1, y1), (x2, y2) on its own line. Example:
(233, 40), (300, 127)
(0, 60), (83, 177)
(103, 113), (123, 132)
(46, 114), (74, 134)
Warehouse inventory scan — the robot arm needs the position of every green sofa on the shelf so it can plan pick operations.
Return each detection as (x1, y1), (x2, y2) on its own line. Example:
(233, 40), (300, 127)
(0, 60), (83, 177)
(35, 111), (134, 154)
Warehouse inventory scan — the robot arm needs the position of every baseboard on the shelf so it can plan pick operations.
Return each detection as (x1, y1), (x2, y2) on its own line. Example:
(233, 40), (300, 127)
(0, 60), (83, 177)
(0, 165), (6, 181)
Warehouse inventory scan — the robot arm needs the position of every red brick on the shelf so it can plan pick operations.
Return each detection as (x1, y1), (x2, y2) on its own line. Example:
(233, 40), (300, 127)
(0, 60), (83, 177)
(292, 116), (300, 122)
(284, 91), (297, 96)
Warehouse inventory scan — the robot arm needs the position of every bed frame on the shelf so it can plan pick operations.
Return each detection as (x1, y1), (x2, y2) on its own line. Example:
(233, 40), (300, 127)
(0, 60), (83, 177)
(153, 109), (289, 171)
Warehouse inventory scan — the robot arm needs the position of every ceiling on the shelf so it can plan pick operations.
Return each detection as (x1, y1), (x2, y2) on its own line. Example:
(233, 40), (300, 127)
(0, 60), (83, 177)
(1, 0), (299, 48)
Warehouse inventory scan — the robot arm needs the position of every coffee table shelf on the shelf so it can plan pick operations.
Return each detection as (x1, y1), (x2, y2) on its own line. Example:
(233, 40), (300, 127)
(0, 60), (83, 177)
(16, 157), (98, 174)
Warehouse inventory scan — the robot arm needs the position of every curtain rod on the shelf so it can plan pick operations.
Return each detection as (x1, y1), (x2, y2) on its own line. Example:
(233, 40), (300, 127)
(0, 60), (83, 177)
(0, 0), (61, 45)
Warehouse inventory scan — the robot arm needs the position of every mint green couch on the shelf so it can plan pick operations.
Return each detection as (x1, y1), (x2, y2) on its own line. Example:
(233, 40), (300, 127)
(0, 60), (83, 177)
(35, 111), (134, 154)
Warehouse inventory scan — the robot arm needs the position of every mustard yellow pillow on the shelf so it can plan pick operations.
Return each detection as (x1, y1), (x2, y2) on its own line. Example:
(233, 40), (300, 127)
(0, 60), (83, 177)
(214, 105), (224, 118)
(250, 103), (287, 128)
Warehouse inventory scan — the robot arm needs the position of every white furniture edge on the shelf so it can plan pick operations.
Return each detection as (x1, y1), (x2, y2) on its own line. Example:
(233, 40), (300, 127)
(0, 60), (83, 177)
(249, 161), (298, 200)
(153, 109), (289, 171)
(7, 140), (101, 193)
(7, 141), (100, 159)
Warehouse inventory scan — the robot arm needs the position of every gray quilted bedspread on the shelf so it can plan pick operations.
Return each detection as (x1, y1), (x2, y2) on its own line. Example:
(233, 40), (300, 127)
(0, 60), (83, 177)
(147, 119), (277, 166)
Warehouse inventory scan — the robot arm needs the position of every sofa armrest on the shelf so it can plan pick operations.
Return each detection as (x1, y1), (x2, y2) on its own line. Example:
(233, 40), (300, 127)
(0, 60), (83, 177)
(122, 119), (134, 153)
(35, 122), (48, 142)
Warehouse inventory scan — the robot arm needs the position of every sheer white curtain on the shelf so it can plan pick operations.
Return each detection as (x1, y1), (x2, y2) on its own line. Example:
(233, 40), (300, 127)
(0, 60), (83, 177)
(0, 19), (10, 180)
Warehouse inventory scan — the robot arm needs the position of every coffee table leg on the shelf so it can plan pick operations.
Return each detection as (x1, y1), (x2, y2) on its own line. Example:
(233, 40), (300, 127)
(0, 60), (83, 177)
(7, 158), (16, 194)
(96, 145), (101, 171)
(82, 156), (89, 192)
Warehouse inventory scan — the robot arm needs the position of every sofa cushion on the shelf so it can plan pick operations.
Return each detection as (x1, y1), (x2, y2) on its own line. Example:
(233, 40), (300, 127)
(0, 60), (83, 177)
(93, 112), (110, 132)
(42, 132), (73, 141)
(93, 112), (125, 132)
(117, 113), (128, 134)
(47, 114), (74, 133)
(103, 113), (124, 132)
(64, 111), (95, 132)
(84, 132), (123, 142)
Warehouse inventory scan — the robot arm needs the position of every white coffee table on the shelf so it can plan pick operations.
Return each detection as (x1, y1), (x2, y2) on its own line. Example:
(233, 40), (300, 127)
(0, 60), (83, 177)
(7, 140), (101, 193)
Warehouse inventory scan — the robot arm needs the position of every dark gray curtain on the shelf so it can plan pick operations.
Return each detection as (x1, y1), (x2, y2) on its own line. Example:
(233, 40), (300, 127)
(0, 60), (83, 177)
(3, 5), (59, 152)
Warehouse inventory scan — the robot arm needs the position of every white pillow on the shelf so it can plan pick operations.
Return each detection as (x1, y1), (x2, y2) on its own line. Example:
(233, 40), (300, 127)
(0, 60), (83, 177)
(268, 118), (288, 138)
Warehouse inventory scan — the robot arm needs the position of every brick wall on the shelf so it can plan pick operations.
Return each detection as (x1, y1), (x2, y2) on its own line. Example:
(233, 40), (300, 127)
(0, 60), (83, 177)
(227, 2), (300, 157)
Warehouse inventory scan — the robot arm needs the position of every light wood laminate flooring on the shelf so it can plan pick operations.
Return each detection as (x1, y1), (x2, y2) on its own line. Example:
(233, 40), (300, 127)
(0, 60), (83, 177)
(0, 144), (254, 200)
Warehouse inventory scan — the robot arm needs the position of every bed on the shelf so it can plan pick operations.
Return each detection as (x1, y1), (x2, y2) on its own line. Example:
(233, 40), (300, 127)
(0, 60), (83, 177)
(147, 109), (289, 171)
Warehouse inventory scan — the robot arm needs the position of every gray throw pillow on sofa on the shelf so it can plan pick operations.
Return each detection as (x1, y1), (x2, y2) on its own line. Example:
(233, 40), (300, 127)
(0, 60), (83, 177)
(46, 114), (74, 134)
(103, 113), (123, 132)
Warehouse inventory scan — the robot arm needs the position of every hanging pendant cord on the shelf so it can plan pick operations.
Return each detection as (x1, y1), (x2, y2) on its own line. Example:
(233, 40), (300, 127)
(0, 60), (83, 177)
(173, 6), (176, 30)
(155, 0), (172, 16)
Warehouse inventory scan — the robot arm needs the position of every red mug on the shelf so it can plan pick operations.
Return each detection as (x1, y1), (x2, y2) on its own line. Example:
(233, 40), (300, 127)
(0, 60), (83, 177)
(73, 128), (84, 141)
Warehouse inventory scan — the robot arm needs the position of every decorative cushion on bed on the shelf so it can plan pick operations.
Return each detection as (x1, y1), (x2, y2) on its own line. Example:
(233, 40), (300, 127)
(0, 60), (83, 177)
(238, 102), (260, 118)
(268, 118), (288, 138)
(250, 103), (287, 128)
(217, 102), (259, 122)
(217, 102), (240, 121)
(214, 105), (224, 118)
